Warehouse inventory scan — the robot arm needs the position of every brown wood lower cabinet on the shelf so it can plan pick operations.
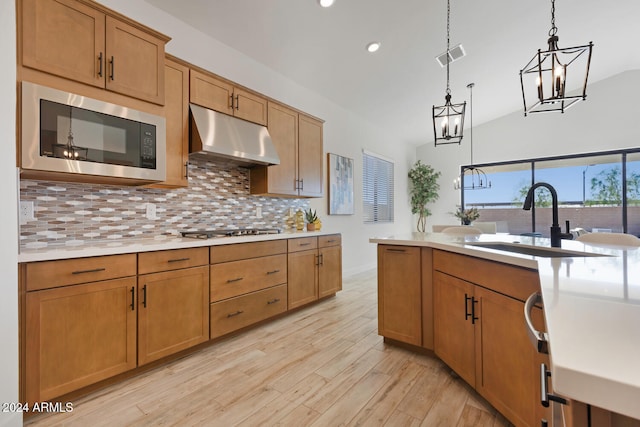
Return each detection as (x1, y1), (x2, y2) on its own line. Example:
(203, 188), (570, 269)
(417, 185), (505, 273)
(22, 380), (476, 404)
(137, 265), (209, 365)
(210, 284), (287, 339)
(432, 249), (550, 427)
(25, 277), (137, 403)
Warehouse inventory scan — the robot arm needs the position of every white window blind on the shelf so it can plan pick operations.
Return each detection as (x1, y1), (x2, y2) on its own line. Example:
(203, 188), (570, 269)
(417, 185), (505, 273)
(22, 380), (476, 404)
(363, 150), (394, 223)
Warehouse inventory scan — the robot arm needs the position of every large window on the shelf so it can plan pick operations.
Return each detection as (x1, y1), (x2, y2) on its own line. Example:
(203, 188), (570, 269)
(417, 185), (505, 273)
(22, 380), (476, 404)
(461, 149), (640, 237)
(363, 150), (394, 223)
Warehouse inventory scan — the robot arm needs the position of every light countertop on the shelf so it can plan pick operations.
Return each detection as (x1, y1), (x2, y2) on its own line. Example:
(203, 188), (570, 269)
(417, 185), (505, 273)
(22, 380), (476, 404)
(18, 229), (340, 263)
(369, 232), (640, 420)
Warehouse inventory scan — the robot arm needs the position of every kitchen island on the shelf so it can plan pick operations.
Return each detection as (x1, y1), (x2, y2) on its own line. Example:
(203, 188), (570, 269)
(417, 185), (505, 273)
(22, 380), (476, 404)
(370, 232), (640, 424)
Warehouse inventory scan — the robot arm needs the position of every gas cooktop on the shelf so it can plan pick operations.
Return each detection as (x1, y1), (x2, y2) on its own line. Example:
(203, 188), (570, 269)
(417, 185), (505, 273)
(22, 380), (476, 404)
(180, 228), (282, 239)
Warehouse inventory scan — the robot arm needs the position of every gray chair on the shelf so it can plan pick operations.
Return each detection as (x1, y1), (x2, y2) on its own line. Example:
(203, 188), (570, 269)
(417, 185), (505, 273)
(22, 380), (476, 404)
(576, 232), (640, 247)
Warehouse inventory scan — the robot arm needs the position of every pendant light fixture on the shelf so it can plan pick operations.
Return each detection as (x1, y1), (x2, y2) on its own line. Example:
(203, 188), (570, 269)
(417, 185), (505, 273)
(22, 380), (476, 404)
(454, 83), (491, 190)
(519, 0), (593, 116)
(433, 0), (465, 146)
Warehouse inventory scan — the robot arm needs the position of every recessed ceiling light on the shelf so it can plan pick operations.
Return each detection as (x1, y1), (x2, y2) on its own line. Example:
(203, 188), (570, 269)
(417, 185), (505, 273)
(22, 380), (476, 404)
(317, 0), (335, 7)
(366, 42), (381, 53)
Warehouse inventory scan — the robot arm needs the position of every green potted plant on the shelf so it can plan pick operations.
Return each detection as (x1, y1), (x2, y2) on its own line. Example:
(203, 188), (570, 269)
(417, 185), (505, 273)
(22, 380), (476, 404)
(408, 161), (441, 232)
(305, 208), (318, 231)
(452, 207), (480, 225)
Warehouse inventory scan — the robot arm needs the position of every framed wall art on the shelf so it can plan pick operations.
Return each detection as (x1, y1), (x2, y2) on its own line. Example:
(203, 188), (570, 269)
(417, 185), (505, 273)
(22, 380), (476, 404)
(328, 153), (354, 215)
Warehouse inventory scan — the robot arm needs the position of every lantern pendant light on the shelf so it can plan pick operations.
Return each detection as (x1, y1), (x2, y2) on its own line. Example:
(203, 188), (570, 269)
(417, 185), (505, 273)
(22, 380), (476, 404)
(519, 0), (593, 116)
(433, 0), (465, 146)
(454, 83), (491, 190)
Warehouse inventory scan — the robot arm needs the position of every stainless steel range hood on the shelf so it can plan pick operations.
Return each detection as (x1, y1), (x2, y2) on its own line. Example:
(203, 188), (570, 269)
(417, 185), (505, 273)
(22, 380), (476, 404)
(189, 103), (279, 166)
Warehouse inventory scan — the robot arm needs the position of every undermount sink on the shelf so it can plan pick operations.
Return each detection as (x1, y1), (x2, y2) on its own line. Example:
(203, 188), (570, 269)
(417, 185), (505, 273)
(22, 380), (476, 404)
(466, 242), (608, 258)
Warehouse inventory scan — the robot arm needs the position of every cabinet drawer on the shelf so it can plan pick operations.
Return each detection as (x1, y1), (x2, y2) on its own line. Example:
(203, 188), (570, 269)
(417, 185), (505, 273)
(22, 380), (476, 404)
(210, 254), (286, 302)
(433, 250), (540, 302)
(25, 254), (137, 291)
(210, 284), (287, 339)
(138, 247), (208, 274)
(319, 234), (341, 248)
(210, 240), (287, 264)
(288, 237), (317, 252)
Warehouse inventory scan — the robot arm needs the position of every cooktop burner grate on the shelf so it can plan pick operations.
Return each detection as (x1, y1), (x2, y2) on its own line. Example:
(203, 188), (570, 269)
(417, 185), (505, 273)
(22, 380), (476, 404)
(180, 228), (282, 239)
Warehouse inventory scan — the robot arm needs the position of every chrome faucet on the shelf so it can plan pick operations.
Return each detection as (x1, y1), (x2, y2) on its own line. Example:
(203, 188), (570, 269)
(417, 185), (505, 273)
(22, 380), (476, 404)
(522, 182), (572, 247)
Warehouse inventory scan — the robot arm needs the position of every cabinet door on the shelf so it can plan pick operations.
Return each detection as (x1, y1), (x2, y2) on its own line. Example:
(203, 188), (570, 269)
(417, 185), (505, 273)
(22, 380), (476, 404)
(155, 57), (189, 187)
(252, 102), (299, 196)
(25, 277), (137, 402)
(474, 286), (540, 427)
(288, 249), (318, 309)
(298, 114), (323, 197)
(378, 245), (422, 346)
(21, 0), (105, 88)
(105, 16), (165, 104)
(233, 88), (268, 126)
(137, 266), (209, 365)
(318, 245), (342, 298)
(433, 271), (476, 386)
(189, 69), (234, 115)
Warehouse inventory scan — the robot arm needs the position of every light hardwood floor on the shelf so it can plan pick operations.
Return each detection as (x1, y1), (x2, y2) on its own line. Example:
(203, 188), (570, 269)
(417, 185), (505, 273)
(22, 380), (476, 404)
(26, 270), (512, 427)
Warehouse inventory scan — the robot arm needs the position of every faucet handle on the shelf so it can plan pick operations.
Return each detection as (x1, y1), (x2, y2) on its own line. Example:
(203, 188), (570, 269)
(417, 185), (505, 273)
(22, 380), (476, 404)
(565, 220), (570, 234)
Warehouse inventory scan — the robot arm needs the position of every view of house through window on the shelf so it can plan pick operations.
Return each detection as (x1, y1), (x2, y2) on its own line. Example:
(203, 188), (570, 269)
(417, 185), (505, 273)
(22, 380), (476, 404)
(362, 150), (394, 223)
(462, 149), (640, 237)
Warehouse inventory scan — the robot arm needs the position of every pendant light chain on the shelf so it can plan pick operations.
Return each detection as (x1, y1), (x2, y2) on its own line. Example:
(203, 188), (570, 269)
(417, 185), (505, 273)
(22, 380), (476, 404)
(549, 0), (557, 36)
(446, 0), (451, 95)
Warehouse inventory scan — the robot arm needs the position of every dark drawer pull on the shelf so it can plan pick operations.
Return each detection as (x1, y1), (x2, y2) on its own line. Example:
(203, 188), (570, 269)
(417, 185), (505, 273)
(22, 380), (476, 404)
(142, 284), (147, 308)
(326, 239), (336, 243)
(540, 363), (567, 407)
(168, 257), (190, 263)
(226, 277), (244, 283)
(299, 243), (311, 247)
(267, 298), (280, 305)
(386, 248), (406, 253)
(266, 270), (280, 275)
(72, 267), (106, 275)
(130, 286), (135, 311)
(227, 310), (244, 318)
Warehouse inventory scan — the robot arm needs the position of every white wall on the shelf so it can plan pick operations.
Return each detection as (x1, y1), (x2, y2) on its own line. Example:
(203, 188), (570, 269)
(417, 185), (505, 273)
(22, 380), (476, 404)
(99, 0), (416, 276)
(0, 1), (20, 425)
(417, 70), (640, 228)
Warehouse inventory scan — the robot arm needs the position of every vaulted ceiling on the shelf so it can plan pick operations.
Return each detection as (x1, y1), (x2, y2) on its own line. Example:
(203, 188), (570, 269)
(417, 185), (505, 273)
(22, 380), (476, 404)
(147, 0), (640, 145)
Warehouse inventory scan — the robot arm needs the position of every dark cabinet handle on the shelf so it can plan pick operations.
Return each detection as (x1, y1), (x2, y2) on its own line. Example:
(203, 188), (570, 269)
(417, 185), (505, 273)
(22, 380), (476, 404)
(300, 243), (311, 247)
(184, 162), (189, 179)
(168, 257), (190, 263)
(471, 297), (479, 324)
(227, 310), (244, 318)
(386, 248), (406, 253)
(465, 293), (472, 321)
(540, 363), (567, 407)
(266, 270), (280, 275)
(300, 179), (304, 190)
(109, 56), (114, 80)
(98, 52), (103, 77)
(235, 94), (239, 110)
(267, 298), (280, 305)
(72, 267), (106, 275)
(319, 253), (324, 266)
(142, 285), (147, 308)
(130, 286), (135, 311)
(541, 420), (548, 427)
(226, 277), (244, 283)
(229, 94), (234, 109)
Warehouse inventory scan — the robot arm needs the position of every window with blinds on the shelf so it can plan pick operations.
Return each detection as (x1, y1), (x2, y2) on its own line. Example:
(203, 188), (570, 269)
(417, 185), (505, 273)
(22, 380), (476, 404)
(363, 150), (394, 223)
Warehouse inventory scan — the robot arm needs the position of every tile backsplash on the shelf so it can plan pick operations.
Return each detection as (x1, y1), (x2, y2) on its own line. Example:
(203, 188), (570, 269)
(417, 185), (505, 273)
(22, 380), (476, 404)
(19, 157), (310, 249)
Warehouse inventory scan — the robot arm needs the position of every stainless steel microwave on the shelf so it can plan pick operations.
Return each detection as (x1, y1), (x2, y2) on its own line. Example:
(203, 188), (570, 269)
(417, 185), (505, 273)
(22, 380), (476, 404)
(21, 82), (166, 183)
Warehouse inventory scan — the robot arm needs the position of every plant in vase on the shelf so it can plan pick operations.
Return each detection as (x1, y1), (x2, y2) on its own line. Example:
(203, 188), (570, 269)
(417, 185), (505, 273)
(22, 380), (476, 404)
(305, 209), (318, 231)
(408, 160), (441, 232)
(452, 207), (480, 225)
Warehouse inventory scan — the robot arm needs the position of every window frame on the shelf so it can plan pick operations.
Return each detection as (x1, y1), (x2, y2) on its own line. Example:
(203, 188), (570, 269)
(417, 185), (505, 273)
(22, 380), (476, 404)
(362, 149), (395, 224)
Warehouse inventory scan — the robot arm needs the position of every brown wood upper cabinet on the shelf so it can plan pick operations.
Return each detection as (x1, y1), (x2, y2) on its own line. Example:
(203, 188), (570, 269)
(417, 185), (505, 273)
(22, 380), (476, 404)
(250, 102), (323, 197)
(151, 56), (190, 188)
(20, 0), (168, 105)
(190, 69), (267, 126)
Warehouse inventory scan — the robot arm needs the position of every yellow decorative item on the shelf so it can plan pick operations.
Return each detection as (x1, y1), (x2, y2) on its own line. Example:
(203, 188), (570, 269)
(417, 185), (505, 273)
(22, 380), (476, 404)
(314, 218), (322, 230)
(295, 209), (305, 231)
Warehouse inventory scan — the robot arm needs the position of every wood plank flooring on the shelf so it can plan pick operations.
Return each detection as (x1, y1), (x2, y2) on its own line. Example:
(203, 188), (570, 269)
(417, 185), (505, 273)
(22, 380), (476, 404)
(26, 270), (512, 427)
